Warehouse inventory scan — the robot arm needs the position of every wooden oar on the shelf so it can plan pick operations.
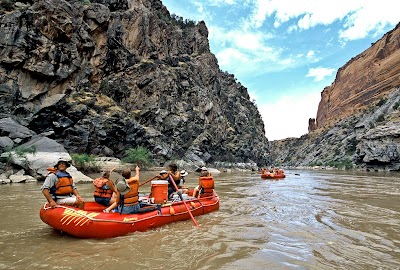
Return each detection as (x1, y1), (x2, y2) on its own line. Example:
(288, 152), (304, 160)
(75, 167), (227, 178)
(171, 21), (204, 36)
(169, 175), (199, 227)
(139, 176), (158, 187)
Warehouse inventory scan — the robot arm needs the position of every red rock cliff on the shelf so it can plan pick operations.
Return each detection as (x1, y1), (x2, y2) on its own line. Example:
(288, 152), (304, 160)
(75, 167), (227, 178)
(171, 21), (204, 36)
(316, 23), (400, 128)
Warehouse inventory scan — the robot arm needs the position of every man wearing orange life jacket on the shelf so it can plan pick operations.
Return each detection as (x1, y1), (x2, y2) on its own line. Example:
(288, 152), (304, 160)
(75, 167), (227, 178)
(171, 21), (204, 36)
(41, 158), (85, 209)
(93, 167), (119, 207)
(108, 166), (140, 214)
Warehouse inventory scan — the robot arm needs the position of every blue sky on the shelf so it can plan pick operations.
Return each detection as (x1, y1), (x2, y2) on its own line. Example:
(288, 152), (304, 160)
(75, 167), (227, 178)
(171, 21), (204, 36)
(161, 0), (399, 140)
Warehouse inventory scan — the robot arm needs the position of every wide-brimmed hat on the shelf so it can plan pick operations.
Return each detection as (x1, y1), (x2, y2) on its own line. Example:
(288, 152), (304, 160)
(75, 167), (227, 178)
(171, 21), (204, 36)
(54, 158), (71, 168)
(201, 166), (208, 171)
(160, 170), (167, 174)
(180, 170), (188, 176)
(115, 177), (130, 195)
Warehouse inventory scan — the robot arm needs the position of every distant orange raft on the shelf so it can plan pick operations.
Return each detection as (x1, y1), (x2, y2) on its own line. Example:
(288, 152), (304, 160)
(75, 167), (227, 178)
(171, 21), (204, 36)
(261, 171), (286, 179)
(40, 190), (219, 239)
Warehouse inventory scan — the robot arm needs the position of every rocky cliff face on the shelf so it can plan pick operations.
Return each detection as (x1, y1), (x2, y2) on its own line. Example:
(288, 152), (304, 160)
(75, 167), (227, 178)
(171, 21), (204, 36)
(0, 0), (269, 168)
(316, 23), (400, 128)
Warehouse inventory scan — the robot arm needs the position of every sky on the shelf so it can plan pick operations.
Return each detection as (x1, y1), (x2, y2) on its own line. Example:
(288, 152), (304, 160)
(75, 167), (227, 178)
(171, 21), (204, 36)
(160, 0), (399, 140)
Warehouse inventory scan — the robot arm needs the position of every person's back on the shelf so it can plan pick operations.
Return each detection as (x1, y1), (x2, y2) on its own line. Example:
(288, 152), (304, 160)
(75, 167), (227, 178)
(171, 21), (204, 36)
(114, 166), (140, 214)
(193, 167), (213, 198)
(93, 169), (118, 207)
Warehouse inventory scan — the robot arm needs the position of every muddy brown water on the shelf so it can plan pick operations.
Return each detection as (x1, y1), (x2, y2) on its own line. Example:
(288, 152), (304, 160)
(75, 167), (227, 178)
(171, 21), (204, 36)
(0, 170), (399, 270)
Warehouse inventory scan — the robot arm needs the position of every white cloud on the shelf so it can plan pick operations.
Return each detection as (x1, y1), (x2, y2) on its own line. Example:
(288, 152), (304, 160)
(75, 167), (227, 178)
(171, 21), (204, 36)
(287, 24), (298, 33)
(194, 1), (204, 13)
(206, 0), (236, 6)
(306, 67), (335, 82)
(210, 26), (290, 75)
(339, 1), (400, 41)
(258, 91), (321, 140)
(216, 47), (249, 67)
(248, 0), (399, 41)
(306, 50), (320, 63)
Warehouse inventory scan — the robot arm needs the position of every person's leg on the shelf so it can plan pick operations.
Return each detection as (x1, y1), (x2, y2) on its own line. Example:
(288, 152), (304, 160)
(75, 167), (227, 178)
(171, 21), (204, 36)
(104, 201), (118, 213)
(57, 196), (85, 208)
(192, 185), (200, 198)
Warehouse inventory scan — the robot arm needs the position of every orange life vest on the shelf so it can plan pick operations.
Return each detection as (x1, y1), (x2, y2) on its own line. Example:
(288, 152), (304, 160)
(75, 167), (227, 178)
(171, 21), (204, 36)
(200, 175), (214, 196)
(122, 179), (139, 206)
(93, 177), (113, 198)
(49, 170), (73, 196)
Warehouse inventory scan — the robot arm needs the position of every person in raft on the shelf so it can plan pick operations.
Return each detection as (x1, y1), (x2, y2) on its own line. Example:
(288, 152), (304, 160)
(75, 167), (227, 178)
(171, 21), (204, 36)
(41, 158), (85, 209)
(178, 170), (189, 194)
(157, 163), (182, 198)
(192, 167), (212, 198)
(104, 166), (140, 214)
(93, 166), (119, 208)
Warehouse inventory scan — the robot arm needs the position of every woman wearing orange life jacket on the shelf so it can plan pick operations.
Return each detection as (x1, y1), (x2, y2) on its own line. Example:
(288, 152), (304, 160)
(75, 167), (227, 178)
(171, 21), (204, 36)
(193, 167), (214, 198)
(93, 167), (119, 207)
(106, 166), (140, 214)
(41, 158), (85, 209)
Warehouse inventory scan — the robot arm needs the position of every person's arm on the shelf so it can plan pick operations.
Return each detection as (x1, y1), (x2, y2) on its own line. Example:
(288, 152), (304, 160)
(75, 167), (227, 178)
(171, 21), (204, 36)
(42, 189), (57, 208)
(157, 174), (168, 180)
(169, 171), (181, 181)
(72, 188), (85, 203)
(198, 177), (203, 189)
(127, 166), (140, 183)
(41, 174), (57, 208)
(108, 180), (118, 193)
(108, 181), (120, 201)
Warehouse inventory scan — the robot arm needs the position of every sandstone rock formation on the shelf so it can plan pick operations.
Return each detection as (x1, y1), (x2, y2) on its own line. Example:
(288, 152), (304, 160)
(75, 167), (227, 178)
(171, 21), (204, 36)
(271, 88), (400, 171)
(316, 23), (400, 128)
(270, 22), (400, 171)
(308, 118), (316, 132)
(0, 0), (269, 169)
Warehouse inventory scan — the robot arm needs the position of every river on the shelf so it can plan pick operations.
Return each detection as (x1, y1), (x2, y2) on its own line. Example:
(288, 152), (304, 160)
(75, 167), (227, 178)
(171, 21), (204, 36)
(0, 170), (399, 270)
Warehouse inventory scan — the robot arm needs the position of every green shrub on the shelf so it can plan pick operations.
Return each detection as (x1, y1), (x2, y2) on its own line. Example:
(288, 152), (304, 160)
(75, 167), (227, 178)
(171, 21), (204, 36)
(393, 101), (400, 110)
(71, 153), (99, 172)
(376, 114), (385, 122)
(0, 0), (15, 11)
(376, 98), (387, 107)
(122, 146), (152, 167)
(325, 158), (353, 169)
(346, 137), (357, 155)
(0, 145), (36, 166)
(338, 158), (353, 170)
(369, 121), (375, 128)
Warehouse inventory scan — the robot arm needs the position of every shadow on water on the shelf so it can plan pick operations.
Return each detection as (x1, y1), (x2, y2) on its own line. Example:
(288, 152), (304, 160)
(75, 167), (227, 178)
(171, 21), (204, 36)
(0, 170), (399, 269)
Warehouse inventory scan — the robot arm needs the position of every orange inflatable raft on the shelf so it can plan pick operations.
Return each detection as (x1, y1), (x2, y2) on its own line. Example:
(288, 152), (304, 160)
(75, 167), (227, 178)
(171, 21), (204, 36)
(261, 170), (286, 179)
(40, 190), (219, 239)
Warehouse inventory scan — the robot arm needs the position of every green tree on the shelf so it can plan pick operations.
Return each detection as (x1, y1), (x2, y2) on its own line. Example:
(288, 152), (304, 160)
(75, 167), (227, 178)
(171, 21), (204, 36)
(122, 147), (152, 167)
(71, 153), (99, 173)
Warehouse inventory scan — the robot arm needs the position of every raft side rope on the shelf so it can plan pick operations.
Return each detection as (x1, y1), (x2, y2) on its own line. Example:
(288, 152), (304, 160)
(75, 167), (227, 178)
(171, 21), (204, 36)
(43, 204), (159, 225)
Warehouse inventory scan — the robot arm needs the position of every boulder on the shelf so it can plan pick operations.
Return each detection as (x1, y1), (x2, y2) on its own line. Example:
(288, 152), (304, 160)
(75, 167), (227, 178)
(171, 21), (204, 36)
(11, 136), (93, 183)
(0, 117), (36, 140)
(0, 136), (14, 149)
